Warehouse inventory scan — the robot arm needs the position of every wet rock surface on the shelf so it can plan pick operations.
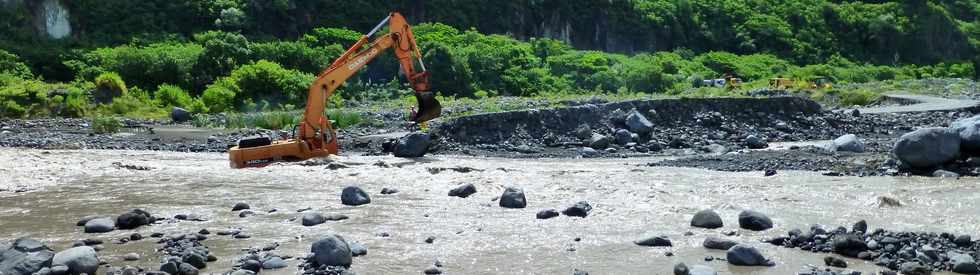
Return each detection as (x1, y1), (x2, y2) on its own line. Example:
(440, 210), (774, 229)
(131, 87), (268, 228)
(767, 221), (980, 273)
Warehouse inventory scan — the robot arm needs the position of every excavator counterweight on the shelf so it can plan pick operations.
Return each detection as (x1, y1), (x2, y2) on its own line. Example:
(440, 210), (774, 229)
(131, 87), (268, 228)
(229, 12), (440, 168)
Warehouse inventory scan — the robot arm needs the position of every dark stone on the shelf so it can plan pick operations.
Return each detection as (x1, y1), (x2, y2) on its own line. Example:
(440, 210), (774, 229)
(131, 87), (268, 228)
(380, 187), (399, 195)
(130, 233), (143, 241)
(745, 135), (768, 149)
(824, 256), (847, 268)
(899, 262), (930, 275)
(311, 235), (352, 267)
(893, 127), (960, 169)
(261, 257), (287, 269)
(634, 235), (672, 247)
(178, 263), (199, 275)
(952, 253), (980, 274)
(159, 262), (178, 275)
(673, 263), (689, 275)
(831, 234), (867, 258)
(726, 245), (773, 266)
(764, 169), (777, 177)
(702, 236), (737, 250)
(561, 201), (592, 218)
(116, 209), (153, 230)
(241, 260), (261, 273)
(536, 209), (559, 219)
(76, 216), (100, 226)
(324, 214), (348, 221)
(302, 212), (326, 226)
(625, 109), (654, 134)
(955, 235), (972, 247)
(52, 246), (99, 275)
(232, 202), (250, 211)
(851, 220), (867, 233)
(691, 209), (723, 229)
(182, 252), (207, 269)
(171, 107), (192, 123)
(341, 186), (371, 206)
(499, 187), (527, 209)
(83, 218), (115, 233)
(0, 238), (55, 275)
(448, 184), (477, 198)
(737, 210), (773, 231)
(423, 266), (442, 274)
(393, 132), (430, 158)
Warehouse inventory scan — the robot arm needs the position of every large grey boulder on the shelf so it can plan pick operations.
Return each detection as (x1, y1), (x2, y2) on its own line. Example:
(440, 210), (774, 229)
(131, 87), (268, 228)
(311, 235), (352, 267)
(951, 252), (980, 274)
(0, 238), (55, 275)
(393, 132), (430, 158)
(171, 107), (191, 123)
(832, 134), (865, 153)
(52, 246), (99, 275)
(625, 109), (654, 134)
(614, 129), (633, 145)
(83, 218), (115, 233)
(691, 209), (723, 229)
(301, 212), (326, 226)
(499, 187), (527, 208)
(894, 127), (960, 169)
(951, 115), (980, 154)
(115, 209), (153, 230)
(738, 210), (773, 231)
(726, 245), (773, 266)
(341, 186), (371, 206)
(589, 133), (612, 150)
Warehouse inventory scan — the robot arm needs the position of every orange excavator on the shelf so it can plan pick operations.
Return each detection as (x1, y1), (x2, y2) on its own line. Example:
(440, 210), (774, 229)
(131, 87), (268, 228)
(229, 12), (441, 168)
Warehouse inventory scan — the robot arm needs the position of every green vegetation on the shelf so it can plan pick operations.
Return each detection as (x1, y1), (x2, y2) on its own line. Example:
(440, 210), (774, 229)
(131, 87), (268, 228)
(0, 0), (978, 130)
(91, 116), (122, 134)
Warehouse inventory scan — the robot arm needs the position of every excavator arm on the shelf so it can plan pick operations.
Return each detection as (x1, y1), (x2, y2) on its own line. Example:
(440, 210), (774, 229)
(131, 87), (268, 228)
(228, 12), (441, 168)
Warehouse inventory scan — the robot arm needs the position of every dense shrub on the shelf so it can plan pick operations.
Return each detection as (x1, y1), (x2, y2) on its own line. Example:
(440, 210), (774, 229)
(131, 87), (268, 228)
(0, 49), (32, 79)
(250, 41), (342, 73)
(202, 60), (313, 112)
(93, 72), (127, 103)
(154, 84), (193, 108)
(92, 116), (122, 134)
(65, 43), (202, 90)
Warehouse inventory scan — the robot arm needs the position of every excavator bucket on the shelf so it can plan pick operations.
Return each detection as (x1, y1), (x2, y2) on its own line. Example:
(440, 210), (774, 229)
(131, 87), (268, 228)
(413, 91), (442, 123)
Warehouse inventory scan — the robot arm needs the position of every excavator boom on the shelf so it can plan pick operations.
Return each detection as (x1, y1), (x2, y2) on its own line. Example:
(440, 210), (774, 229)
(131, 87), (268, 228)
(228, 12), (441, 168)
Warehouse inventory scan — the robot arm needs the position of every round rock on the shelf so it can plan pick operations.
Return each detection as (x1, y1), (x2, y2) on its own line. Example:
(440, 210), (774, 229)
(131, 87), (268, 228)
(726, 244), (772, 266)
(341, 186), (371, 206)
(737, 210), (773, 231)
(311, 234), (352, 267)
(499, 187), (527, 209)
(52, 246), (99, 275)
(691, 209), (723, 229)
(83, 218), (115, 233)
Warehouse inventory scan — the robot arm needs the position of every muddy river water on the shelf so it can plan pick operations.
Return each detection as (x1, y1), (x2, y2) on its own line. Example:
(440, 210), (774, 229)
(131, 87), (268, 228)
(1, 148), (979, 274)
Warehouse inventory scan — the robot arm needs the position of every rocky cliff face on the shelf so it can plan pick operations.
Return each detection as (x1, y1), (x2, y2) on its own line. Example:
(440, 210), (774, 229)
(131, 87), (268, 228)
(2, 0), (71, 39)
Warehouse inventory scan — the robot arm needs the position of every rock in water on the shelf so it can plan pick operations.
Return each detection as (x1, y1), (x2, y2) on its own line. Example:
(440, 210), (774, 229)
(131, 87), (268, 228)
(75, 215), (100, 226)
(448, 184), (477, 198)
(159, 262), (178, 275)
(380, 187), (399, 195)
(738, 210), (773, 231)
(499, 187), (527, 209)
(341, 186), (371, 206)
(84, 218), (115, 233)
(578, 147), (599, 158)
(311, 235), (352, 267)
(899, 262), (931, 275)
(691, 209), (723, 229)
(589, 133), (611, 150)
(122, 253), (139, 261)
(614, 129), (633, 145)
(744, 135), (768, 149)
(702, 236), (737, 250)
(852, 220), (867, 233)
(955, 235), (973, 247)
(673, 263), (689, 275)
(726, 245), (772, 266)
(833, 134), (865, 153)
(232, 202), (250, 211)
(52, 246), (99, 275)
(536, 209), (559, 219)
(178, 263), (198, 275)
(824, 256), (847, 268)
(349, 243), (368, 257)
(262, 257), (287, 269)
(634, 235), (672, 247)
(116, 209), (153, 229)
(625, 109), (654, 134)
(951, 114), (980, 155)
(561, 201), (592, 218)
(831, 234), (867, 257)
(302, 213), (326, 226)
(0, 238), (55, 275)
(952, 253), (980, 274)
(893, 127), (960, 169)
(393, 132), (430, 158)
(171, 107), (191, 123)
